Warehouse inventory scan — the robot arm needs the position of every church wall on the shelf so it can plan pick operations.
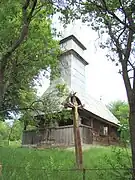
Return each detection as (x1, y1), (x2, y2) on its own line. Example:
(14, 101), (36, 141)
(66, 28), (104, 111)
(71, 55), (86, 94)
(92, 119), (119, 145)
(59, 54), (71, 87)
(79, 110), (119, 145)
(22, 125), (75, 147)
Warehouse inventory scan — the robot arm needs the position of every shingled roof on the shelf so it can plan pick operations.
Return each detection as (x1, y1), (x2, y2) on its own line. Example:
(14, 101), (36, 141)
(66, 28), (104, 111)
(41, 78), (119, 126)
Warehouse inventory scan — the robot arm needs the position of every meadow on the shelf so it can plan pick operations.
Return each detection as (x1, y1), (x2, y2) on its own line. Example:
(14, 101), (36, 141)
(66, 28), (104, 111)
(0, 145), (132, 180)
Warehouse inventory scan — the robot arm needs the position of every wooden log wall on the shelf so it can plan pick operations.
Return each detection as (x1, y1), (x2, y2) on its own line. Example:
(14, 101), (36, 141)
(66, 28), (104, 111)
(80, 124), (93, 144)
(22, 124), (118, 147)
(22, 125), (74, 146)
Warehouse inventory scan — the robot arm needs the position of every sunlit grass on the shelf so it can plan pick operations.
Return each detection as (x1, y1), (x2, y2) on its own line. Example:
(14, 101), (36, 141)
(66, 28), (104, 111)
(0, 145), (131, 180)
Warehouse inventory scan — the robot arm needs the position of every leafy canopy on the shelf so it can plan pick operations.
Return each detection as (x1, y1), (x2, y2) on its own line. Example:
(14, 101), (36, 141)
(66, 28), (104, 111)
(108, 100), (129, 142)
(0, 0), (60, 117)
(108, 100), (129, 123)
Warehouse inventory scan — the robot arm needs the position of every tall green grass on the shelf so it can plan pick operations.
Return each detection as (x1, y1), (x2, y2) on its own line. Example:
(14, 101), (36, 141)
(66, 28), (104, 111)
(0, 146), (131, 180)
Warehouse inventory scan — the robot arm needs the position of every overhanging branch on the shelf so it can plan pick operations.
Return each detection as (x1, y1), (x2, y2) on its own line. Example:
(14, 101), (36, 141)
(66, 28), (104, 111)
(124, 15), (134, 63)
(105, 19), (132, 100)
(0, 0), (38, 72)
(27, 0), (38, 23)
(98, 0), (135, 33)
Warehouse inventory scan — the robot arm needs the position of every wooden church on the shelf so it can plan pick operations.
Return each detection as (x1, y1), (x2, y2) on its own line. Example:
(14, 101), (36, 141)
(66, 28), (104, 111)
(22, 34), (119, 147)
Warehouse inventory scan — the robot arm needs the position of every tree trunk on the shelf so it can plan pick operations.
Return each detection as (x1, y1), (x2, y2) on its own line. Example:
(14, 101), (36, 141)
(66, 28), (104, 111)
(129, 104), (135, 180)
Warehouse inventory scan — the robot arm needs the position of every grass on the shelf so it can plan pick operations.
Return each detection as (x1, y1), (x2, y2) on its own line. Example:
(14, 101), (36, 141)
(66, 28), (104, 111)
(0, 145), (132, 180)
(0, 140), (21, 147)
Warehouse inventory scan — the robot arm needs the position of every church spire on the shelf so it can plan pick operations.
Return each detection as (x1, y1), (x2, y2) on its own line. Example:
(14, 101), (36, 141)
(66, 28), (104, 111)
(59, 32), (88, 95)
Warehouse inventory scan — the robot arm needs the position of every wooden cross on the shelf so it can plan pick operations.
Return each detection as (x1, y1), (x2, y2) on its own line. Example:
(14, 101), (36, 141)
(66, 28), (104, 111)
(64, 92), (83, 169)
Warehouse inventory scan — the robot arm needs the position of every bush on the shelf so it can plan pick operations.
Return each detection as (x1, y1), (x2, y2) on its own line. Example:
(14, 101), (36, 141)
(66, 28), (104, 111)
(95, 147), (132, 180)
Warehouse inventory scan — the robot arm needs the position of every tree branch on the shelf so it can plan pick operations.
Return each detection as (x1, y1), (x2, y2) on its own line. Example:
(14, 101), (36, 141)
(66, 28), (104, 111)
(32, 5), (43, 18)
(118, 0), (128, 19)
(98, 0), (135, 33)
(0, 1), (30, 71)
(27, 0), (38, 23)
(105, 19), (132, 101)
(117, 27), (126, 41)
(106, 20), (125, 59)
(0, 0), (38, 72)
(133, 69), (135, 91)
(124, 15), (134, 63)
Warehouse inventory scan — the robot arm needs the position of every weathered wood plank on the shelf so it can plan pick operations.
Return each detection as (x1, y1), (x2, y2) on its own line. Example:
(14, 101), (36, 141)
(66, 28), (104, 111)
(22, 125), (79, 146)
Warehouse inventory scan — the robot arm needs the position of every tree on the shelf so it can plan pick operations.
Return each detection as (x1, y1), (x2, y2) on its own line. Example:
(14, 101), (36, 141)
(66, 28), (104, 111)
(8, 120), (23, 142)
(108, 100), (129, 142)
(19, 80), (71, 130)
(108, 101), (129, 122)
(0, 119), (24, 145)
(52, 0), (135, 178)
(0, 0), (60, 117)
(0, 121), (9, 142)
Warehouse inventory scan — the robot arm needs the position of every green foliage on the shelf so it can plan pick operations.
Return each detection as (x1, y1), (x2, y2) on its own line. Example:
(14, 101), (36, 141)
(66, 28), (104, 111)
(108, 101), (129, 122)
(0, 146), (131, 179)
(56, 83), (68, 96)
(19, 82), (71, 129)
(0, 120), (23, 146)
(0, 121), (9, 141)
(0, 0), (60, 117)
(96, 147), (132, 180)
(108, 101), (130, 143)
(35, 83), (71, 128)
(9, 120), (23, 141)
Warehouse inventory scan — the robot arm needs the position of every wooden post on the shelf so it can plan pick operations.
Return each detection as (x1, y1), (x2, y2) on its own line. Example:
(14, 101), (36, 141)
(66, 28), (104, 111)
(72, 95), (83, 169)
(64, 93), (83, 169)
(72, 105), (79, 167)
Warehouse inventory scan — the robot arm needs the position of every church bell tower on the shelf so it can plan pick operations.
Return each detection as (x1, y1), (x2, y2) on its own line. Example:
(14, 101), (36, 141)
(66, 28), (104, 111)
(58, 35), (88, 95)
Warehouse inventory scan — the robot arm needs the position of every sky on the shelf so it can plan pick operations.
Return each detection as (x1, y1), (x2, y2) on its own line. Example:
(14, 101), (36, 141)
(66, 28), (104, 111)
(36, 19), (127, 105)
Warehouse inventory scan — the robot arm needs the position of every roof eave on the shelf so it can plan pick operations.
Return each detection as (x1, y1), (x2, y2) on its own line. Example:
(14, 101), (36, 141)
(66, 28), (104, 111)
(60, 35), (87, 50)
(60, 49), (89, 66)
(79, 108), (119, 127)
